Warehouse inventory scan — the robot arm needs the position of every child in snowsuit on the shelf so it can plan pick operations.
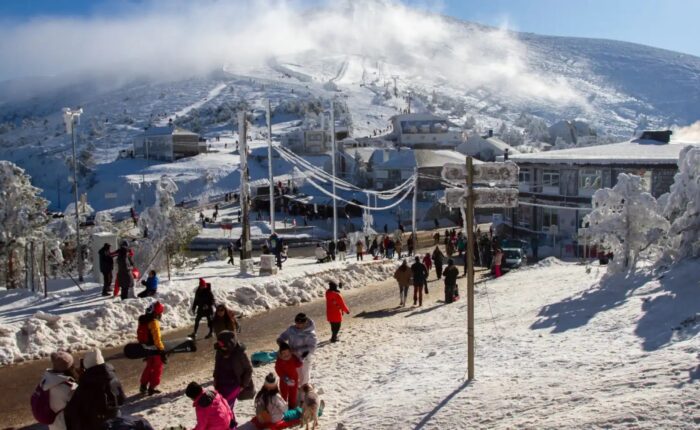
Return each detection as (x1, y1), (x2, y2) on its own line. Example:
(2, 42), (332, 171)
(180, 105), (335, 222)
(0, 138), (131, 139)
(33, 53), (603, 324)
(137, 270), (159, 298)
(191, 278), (215, 339)
(186, 381), (234, 430)
(138, 301), (166, 395)
(277, 313), (317, 392)
(275, 342), (302, 409)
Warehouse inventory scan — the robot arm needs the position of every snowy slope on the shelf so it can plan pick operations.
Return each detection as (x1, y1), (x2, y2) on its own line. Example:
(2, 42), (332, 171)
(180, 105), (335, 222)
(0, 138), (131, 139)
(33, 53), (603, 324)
(1, 7), (700, 212)
(139, 258), (700, 429)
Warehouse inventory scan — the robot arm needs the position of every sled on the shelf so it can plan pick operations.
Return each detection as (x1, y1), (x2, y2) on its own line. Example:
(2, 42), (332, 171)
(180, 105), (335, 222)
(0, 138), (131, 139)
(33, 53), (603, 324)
(251, 350), (277, 367)
(123, 337), (197, 359)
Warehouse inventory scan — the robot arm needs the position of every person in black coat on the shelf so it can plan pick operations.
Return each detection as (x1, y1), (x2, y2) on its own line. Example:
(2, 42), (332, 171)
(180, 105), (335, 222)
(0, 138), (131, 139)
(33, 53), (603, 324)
(98, 243), (115, 297)
(191, 278), (215, 339)
(64, 349), (125, 430)
(213, 330), (254, 420)
(112, 241), (135, 300)
(327, 240), (336, 261)
(410, 257), (428, 306)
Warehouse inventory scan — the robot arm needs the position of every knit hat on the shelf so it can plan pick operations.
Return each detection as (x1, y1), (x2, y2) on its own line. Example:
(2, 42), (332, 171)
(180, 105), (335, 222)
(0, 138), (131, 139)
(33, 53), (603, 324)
(82, 349), (104, 369)
(185, 381), (203, 400)
(198, 278), (207, 288)
(263, 372), (278, 389)
(50, 351), (74, 372)
(328, 281), (338, 291)
(294, 313), (308, 324)
(147, 301), (165, 315)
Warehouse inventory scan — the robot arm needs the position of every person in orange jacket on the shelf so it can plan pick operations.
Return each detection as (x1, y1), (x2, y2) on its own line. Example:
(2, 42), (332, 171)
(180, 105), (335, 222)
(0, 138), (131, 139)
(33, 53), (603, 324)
(138, 301), (166, 395)
(325, 281), (350, 343)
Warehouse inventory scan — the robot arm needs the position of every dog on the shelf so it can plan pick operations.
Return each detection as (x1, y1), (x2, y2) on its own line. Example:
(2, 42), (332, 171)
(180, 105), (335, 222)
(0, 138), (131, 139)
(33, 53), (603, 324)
(301, 383), (322, 430)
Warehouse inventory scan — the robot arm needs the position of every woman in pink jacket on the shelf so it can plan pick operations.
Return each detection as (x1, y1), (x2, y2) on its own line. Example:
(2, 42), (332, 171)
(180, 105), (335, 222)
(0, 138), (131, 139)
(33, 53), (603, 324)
(186, 381), (234, 430)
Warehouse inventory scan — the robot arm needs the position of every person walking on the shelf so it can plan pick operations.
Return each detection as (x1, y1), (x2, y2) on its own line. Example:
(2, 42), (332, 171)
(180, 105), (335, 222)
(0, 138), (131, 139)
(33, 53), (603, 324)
(407, 234), (414, 257)
(137, 270), (159, 298)
(433, 231), (440, 245)
(275, 342), (302, 409)
(493, 248), (504, 278)
(33, 351), (78, 430)
(432, 246), (445, 280)
(411, 257), (428, 306)
(422, 253), (432, 292)
(443, 259), (460, 303)
(64, 349), (125, 430)
(213, 331), (254, 424)
(185, 382), (234, 430)
(113, 241), (135, 300)
(227, 243), (235, 266)
(395, 237), (403, 259)
(211, 304), (240, 338)
(325, 281), (350, 343)
(337, 238), (347, 262)
(393, 260), (411, 307)
(277, 313), (317, 392)
(98, 243), (114, 296)
(137, 302), (166, 395)
(355, 240), (364, 261)
(191, 278), (215, 339)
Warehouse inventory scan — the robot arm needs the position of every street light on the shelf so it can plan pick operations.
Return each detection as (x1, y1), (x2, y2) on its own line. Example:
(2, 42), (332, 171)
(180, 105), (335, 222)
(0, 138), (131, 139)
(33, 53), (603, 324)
(62, 107), (84, 282)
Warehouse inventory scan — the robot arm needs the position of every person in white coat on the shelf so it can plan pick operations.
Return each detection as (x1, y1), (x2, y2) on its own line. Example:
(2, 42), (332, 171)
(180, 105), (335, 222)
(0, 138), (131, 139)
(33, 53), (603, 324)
(39, 351), (78, 430)
(277, 313), (317, 390)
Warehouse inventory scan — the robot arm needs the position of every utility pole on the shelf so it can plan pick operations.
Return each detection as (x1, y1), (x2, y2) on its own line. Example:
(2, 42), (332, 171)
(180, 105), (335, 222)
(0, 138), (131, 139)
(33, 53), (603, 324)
(412, 166), (418, 238)
(466, 156), (475, 380)
(63, 108), (84, 282)
(266, 100), (275, 235)
(407, 91), (412, 114)
(330, 101), (338, 244)
(391, 75), (399, 97)
(238, 112), (253, 273)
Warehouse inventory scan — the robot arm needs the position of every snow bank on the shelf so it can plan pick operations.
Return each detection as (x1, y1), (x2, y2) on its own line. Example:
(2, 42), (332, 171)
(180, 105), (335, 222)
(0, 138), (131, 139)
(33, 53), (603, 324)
(0, 258), (395, 365)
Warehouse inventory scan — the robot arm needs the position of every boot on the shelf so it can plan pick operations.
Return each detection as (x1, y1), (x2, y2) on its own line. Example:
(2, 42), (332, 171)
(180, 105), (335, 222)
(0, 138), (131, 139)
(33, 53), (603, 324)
(139, 384), (148, 394)
(148, 386), (162, 396)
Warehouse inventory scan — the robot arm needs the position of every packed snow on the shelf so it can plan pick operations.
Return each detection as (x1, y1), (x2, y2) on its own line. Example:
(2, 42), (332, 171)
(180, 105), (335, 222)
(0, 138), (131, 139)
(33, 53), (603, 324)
(135, 258), (700, 429)
(0, 257), (395, 365)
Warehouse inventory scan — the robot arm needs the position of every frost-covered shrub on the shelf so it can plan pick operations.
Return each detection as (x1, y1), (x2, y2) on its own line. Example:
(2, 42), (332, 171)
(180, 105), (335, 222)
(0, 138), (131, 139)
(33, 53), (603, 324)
(659, 145), (700, 260)
(584, 173), (669, 272)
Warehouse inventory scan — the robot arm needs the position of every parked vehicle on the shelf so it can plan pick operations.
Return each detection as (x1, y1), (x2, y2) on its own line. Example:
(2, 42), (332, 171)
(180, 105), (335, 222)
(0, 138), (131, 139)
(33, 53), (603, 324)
(500, 239), (529, 256)
(502, 247), (526, 271)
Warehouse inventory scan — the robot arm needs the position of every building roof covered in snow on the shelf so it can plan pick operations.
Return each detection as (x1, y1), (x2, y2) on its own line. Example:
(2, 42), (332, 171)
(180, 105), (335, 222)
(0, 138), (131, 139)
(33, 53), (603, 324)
(414, 149), (476, 168)
(369, 149), (416, 169)
(144, 124), (199, 137)
(510, 139), (699, 165)
(456, 135), (520, 161)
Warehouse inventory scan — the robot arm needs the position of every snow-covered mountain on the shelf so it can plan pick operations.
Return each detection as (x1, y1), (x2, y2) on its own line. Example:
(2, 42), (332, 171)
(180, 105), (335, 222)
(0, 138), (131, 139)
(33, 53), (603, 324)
(1, 7), (699, 211)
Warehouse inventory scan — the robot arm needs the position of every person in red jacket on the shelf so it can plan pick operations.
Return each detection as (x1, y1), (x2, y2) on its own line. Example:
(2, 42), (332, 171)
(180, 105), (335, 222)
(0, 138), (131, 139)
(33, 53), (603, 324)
(325, 281), (350, 343)
(274, 342), (302, 409)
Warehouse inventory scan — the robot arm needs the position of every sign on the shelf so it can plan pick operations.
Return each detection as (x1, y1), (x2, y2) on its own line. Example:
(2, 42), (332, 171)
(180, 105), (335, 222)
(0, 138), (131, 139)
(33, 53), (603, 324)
(441, 161), (519, 186)
(578, 227), (589, 238)
(105, 192), (118, 199)
(472, 187), (518, 208)
(473, 161), (519, 186)
(442, 163), (468, 181)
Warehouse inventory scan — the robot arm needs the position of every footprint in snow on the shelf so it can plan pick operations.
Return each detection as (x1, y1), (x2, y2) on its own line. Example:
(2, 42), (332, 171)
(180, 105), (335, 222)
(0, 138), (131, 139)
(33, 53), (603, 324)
(427, 351), (437, 357)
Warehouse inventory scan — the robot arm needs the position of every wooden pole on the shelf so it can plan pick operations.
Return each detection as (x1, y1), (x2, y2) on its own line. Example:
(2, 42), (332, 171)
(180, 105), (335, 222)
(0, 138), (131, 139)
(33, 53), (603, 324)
(43, 242), (48, 298)
(266, 99), (275, 234)
(166, 248), (172, 281)
(466, 156), (475, 380)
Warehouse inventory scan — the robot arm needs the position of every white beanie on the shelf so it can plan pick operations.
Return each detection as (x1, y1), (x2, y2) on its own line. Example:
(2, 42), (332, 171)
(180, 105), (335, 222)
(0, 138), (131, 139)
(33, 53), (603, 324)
(83, 349), (105, 369)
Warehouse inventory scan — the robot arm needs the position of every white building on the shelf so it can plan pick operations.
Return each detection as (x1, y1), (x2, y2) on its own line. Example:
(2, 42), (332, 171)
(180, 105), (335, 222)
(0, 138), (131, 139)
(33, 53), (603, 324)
(133, 124), (205, 161)
(388, 113), (465, 149)
(456, 132), (520, 161)
(509, 133), (697, 250)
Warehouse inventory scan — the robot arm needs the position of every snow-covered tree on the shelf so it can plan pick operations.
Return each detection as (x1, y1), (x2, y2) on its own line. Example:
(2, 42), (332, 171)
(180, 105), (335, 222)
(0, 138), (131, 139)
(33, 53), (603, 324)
(137, 176), (200, 273)
(584, 173), (669, 272)
(0, 161), (48, 288)
(659, 145), (700, 260)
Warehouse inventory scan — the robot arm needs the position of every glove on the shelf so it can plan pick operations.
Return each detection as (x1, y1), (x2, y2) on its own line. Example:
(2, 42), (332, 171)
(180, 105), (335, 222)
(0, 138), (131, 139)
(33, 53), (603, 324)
(301, 351), (309, 359)
(284, 377), (295, 386)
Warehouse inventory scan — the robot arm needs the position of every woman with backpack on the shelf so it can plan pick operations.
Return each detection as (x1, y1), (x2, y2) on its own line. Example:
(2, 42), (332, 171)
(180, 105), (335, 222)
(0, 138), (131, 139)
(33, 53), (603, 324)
(64, 349), (125, 430)
(32, 351), (78, 430)
(191, 278), (215, 339)
(137, 301), (166, 395)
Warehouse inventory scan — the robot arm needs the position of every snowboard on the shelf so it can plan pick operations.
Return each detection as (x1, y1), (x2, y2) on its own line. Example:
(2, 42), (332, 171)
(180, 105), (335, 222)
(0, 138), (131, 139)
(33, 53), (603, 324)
(123, 337), (197, 359)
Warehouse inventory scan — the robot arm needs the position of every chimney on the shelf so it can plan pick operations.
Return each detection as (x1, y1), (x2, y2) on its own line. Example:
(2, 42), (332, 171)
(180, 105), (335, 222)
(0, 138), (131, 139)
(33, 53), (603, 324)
(488, 129), (493, 138)
(504, 148), (509, 161)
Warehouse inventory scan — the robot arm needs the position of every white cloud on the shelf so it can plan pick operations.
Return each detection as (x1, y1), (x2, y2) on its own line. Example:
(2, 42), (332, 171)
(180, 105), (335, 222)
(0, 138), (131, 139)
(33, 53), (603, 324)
(672, 121), (700, 142)
(0, 0), (584, 106)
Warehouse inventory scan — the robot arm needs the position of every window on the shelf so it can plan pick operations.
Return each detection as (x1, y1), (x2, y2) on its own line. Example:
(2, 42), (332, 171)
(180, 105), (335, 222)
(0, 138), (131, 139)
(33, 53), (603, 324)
(542, 207), (559, 228)
(519, 169), (531, 183)
(542, 170), (559, 187)
(579, 169), (602, 190)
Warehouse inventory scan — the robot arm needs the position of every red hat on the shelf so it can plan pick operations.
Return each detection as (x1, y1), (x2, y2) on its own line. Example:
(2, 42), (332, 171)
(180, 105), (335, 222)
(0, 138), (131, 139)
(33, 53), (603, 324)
(148, 301), (165, 315)
(198, 278), (206, 288)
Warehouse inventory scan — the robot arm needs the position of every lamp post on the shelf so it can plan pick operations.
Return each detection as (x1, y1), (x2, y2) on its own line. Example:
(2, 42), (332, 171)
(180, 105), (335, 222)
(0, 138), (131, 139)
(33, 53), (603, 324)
(62, 108), (84, 282)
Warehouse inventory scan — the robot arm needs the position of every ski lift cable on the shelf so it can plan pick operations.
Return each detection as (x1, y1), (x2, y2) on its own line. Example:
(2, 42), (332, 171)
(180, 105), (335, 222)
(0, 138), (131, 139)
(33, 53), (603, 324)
(304, 175), (416, 211)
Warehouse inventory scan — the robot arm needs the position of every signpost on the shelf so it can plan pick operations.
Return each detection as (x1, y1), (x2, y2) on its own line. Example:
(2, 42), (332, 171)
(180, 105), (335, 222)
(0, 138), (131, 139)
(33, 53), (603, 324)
(442, 157), (519, 381)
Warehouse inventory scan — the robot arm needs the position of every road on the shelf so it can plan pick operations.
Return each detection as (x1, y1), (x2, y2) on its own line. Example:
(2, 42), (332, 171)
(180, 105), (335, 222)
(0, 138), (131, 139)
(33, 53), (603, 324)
(1, 232), (482, 429)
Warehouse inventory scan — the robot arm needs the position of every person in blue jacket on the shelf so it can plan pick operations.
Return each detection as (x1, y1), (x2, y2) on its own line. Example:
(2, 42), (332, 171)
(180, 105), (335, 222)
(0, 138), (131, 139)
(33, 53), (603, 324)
(137, 270), (159, 298)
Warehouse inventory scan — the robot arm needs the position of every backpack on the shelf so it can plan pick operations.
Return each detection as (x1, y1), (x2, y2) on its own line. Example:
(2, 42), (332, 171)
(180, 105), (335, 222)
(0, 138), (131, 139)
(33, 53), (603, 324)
(137, 315), (153, 345)
(30, 383), (59, 425)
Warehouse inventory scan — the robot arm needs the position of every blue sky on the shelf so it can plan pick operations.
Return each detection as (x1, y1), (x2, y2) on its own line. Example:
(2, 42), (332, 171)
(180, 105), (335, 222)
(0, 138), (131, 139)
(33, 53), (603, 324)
(1, 0), (699, 57)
